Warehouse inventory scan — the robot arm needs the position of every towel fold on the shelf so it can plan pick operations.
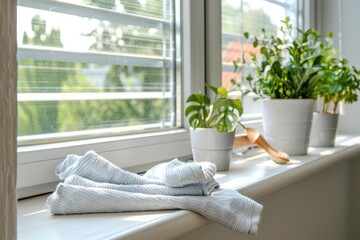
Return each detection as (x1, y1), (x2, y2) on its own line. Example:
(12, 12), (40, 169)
(47, 183), (263, 235)
(56, 151), (160, 185)
(144, 159), (217, 187)
(48, 150), (263, 235)
(65, 175), (216, 196)
(56, 150), (217, 188)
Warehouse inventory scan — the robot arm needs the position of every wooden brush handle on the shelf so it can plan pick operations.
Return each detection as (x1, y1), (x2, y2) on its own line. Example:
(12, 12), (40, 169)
(233, 135), (256, 149)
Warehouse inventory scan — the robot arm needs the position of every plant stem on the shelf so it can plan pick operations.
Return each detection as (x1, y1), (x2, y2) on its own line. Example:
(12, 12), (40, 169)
(333, 101), (339, 114)
(322, 100), (330, 113)
(238, 121), (247, 130)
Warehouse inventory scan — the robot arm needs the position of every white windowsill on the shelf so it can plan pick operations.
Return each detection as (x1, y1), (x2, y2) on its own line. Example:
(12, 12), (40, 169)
(17, 134), (360, 240)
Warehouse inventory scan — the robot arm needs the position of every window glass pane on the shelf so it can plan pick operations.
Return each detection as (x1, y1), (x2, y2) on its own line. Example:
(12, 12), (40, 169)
(222, 0), (281, 37)
(17, 0), (179, 145)
(221, 0), (298, 114)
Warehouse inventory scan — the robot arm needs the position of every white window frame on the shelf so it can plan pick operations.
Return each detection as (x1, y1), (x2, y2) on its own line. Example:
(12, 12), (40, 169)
(17, 0), (207, 198)
(17, 0), (181, 146)
(17, 0), (310, 198)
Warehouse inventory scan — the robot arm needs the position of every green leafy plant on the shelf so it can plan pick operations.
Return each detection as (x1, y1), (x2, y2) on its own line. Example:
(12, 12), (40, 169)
(185, 84), (244, 132)
(319, 57), (360, 113)
(235, 17), (326, 99)
(233, 17), (360, 113)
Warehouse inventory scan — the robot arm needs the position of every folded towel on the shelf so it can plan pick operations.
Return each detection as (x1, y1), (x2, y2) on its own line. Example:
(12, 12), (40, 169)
(65, 175), (217, 196)
(57, 151), (217, 188)
(144, 159), (217, 187)
(49, 151), (263, 235)
(46, 183), (263, 235)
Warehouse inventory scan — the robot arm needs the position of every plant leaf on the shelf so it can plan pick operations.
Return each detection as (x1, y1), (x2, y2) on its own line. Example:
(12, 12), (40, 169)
(205, 83), (218, 95)
(217, 87), (228, 98)
(185, 105), (202, 117)
(185, 93), (211, 128)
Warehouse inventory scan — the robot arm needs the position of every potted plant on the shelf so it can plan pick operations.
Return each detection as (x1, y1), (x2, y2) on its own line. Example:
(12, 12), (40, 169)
(185, 83), (243, 171)
(233, 17), (328, 155)
(310, 52), (360, 147)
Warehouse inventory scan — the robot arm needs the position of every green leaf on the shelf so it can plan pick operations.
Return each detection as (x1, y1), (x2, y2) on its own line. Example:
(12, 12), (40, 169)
(233, 60), (238, 71)
(229, 99), (243, 116)
(212, 98), (227, 112)
(272, 61), (282, 76)
(211, 112), (225, 126)
(185, 93), (211, 128)
(210, 97), (243, 132)
(246, 75), (254, 82)
(230, 78), (237, 85)
(260, 46), (268, 56)
(253, 38), (258, 48)
(186, 94), (202, 104)
(185, 105), (202, 117)
(188, 114), (200, 128)
(250, 53), (257, 61)
(244, 32), (249, 39)
(205, 83), (218, 95)
(217, 87), (228, 98)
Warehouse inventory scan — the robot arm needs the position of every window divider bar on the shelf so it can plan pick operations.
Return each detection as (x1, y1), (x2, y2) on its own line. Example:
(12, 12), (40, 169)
(17, 46), (171, 68)
(18, 0), (171, 29)
(205, 0), (222, 95)
(222, 32), (248, 44)
(17, 92), (172, 102)
(264, 0), (289, 8)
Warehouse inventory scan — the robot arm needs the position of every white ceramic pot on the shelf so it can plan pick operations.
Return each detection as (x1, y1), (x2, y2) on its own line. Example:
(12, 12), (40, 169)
(262, 99), (314, 155)
(309, 112), (339, 147)
(190, 128), (235, 171)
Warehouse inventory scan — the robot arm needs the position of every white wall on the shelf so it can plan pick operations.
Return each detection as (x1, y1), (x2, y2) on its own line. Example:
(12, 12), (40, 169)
(349, 157), (360, 239)
(319, 0), (360, 133)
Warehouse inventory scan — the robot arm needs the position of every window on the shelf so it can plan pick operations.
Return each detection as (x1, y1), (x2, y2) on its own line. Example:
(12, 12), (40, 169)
(17, 0), (194, 198)
(17, 0), (306, 198)
(17, 0), (180, 146)
(221, 0), (300, 122)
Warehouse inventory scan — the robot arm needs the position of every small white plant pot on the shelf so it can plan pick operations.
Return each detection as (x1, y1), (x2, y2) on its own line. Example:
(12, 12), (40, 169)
(262, 99), (314, 155)
(190, 128), (235, 171)
(309, 112), (339, 147)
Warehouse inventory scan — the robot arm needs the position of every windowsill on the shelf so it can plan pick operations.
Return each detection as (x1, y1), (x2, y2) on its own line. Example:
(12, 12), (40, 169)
(17, 134), (360, 240)
(17, 129), (193, 198)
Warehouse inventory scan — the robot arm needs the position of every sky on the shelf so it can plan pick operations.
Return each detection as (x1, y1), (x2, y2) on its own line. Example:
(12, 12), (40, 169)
(17, 0), (294, 51)
(17, 6), (97, 51)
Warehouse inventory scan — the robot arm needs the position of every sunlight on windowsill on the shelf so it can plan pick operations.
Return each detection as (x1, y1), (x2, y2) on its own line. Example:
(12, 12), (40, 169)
(22, 209), (49, 217)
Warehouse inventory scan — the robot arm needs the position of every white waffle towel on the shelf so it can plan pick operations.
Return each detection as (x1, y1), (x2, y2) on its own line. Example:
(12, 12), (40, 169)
(47, 151), (263, 235)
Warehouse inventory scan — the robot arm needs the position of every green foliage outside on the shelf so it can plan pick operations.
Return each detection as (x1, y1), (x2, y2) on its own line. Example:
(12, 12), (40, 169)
(18, 14), (73, 135)
(18, 0), (281, 139)
(18, 0), (170, 139)
(222, 1), (277, 36)
(222, 1), (277, 59)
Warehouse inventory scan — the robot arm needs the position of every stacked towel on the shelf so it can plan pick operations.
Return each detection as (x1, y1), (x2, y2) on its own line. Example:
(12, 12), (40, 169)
(47, 150), (263, 235)
(55, 150), (218, 195)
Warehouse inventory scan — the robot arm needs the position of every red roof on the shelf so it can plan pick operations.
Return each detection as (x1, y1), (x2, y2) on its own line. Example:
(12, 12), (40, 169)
(222, 42), (260, 89)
